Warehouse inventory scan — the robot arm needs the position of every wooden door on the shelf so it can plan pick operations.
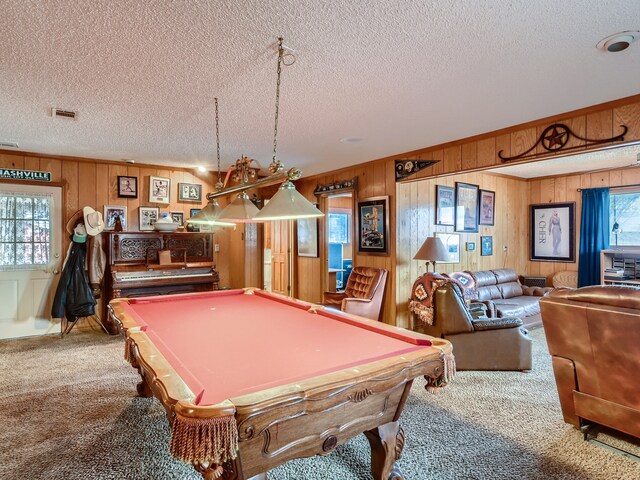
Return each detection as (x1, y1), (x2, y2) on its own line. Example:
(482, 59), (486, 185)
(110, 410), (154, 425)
(270, 220), (290, 296)
(0, 183), (63, 339)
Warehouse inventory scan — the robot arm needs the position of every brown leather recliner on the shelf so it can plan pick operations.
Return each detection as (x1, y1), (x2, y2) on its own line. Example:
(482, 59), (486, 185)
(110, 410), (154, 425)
(416, 281), (532, 371)
(540, 286), (640, 438)
(323, 267), (387, 321)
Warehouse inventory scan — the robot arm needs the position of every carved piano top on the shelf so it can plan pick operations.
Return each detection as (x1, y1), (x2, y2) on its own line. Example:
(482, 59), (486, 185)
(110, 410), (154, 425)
(106, 231), (214, 266)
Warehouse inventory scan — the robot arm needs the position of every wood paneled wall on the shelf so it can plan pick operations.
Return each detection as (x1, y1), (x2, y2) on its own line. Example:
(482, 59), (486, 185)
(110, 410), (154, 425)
(0, 151), (235, 288)
(527, 164), (640, 283)
(395, 172), (529, 328)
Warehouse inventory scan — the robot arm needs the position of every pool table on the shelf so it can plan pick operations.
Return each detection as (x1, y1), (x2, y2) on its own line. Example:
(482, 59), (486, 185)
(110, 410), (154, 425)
(108, 288), (454, 480)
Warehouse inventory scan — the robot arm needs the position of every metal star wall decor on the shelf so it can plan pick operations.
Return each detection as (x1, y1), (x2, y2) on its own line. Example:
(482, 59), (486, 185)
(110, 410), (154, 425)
(499, 123), (628, 162)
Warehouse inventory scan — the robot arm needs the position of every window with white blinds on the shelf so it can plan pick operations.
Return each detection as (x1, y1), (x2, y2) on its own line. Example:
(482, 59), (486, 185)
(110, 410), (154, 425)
(0, 192), (52, 269)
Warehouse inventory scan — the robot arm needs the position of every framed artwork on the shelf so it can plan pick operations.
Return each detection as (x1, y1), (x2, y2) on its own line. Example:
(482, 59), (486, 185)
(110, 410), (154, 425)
(189, 208), (201, 218)
(435, 232), (460, 263)
(297, 217), (319, 257)
(170, 211), (184, 226)
(149, 176), (170, 204)
(139, 206), (159, 231)
(481, 236), (493, 256)
(455, 182), (479, 232)
(178, 183), (203, 202)
(357, 196), (389, 255)
(466, 242), (476, 251)
(435, 185), (455, 226)
(117, 176), (138, 198)
(479, 189), (495, 226)
(530, 202), (576, 262)
(103, 205), (127, 231)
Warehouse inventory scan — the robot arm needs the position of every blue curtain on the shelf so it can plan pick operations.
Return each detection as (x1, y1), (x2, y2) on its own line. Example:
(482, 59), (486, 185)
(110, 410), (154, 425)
(578, 188), (610, 287)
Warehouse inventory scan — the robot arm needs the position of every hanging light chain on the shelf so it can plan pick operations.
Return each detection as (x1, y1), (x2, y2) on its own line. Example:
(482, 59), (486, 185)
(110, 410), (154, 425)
(214, 97), (224, 191)
(270, 37), (286, 174)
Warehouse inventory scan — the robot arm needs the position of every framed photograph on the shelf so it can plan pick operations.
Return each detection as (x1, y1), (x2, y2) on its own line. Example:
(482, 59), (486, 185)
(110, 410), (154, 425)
(530, 202), (576, 262)
(455, 182), (479, 232)
(139, 206), (159, 231)
(357, 196), (389, 255)
(103, 205), (127, 231)
(479, 189), (495, 226)
(436, 185), (455, 226)
(297, 217), (319, 257)
(481, 236), (493, 256)
(466, 242), (476, 251)
(149, 176), (170, 204)
(435, 232), (460, 263)
(178, 183), (203, 202)
(170, 211), (184, 226)
(117, 176), (138, 198)
(189, 208), (201, 218)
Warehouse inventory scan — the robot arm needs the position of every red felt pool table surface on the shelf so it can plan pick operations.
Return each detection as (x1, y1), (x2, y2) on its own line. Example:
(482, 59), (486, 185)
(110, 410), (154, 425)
(116, 289), (430, 406)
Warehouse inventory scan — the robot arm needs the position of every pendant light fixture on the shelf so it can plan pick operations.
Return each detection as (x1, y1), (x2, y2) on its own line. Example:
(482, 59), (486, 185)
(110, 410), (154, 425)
(214, 37), (323, 222)
(189, 98), (236, 227)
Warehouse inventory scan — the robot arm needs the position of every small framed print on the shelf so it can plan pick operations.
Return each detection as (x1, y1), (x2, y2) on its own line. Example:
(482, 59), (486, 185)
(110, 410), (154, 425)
(117, 176), (138, 198)
(466, 242), (476, 251)
(297, 217), (319, 257)
(436, 185), (455, 226)
(357, 196), (389, 255)
(170, 211), (184, 226)
(479, 189), (495, 226)
(139, 206), (159, 231)
(178, 183), (203, 202)
(149, 176), (170, 204)
(481, 236), (493, 256)
(435, 232), (460, 263)
(455, 182), (479, 233)
(104, 205), (127, 231)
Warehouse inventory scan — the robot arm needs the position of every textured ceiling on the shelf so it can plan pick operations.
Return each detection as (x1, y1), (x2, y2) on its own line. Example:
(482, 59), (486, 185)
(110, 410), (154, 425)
(1, 1), (639, 177)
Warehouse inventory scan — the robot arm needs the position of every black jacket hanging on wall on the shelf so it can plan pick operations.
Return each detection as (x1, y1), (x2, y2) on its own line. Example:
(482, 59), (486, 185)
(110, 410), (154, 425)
(51, 239), (96, 321)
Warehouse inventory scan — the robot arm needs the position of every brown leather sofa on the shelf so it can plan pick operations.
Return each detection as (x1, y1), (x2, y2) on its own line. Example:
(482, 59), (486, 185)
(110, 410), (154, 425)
(416, 279), (532, 371)
(453, 269), (552, 329)
(323, 267), (388, 321)
(540, 286), (640, 438)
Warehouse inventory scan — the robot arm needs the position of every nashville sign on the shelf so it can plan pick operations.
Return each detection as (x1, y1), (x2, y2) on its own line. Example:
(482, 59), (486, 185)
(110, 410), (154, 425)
(0, 169), (51, 182)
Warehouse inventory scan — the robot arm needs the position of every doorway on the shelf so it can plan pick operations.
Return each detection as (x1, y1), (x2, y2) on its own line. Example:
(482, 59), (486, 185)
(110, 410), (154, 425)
(325, 193), (354, 292)
(0, 183), (63, 339)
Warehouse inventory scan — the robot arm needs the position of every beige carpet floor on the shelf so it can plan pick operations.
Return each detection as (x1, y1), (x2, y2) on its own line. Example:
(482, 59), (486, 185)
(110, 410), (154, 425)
(1, 327), (639, 480)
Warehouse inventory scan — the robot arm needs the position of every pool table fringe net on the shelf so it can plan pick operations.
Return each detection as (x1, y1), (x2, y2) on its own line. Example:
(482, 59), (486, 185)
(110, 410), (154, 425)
(111, 290), (456, 477)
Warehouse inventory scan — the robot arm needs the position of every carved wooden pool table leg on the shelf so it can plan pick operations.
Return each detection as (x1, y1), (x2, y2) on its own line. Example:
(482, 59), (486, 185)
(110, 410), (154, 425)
(193, 459), (267, 480)
(365, 421), (405, 480)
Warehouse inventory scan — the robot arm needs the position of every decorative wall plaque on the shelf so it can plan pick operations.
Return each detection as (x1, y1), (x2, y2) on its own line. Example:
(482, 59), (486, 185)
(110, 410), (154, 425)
(0, 169), (51, 182)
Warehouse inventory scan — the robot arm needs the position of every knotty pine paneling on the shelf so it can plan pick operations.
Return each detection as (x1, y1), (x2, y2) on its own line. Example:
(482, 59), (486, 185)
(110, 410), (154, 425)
(395, 171), (529, 328)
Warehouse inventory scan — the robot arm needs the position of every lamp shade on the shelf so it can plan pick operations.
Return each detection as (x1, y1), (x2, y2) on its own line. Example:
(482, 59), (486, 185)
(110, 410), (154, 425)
(189, 199), (236, 226)
(414, 237), (449, 262)
(254, 180), (324, 221)
(218, 192), (261, 222)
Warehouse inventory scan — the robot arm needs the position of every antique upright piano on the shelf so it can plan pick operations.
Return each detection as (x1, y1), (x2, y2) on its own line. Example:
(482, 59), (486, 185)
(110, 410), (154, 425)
(102, 231), (219, 334)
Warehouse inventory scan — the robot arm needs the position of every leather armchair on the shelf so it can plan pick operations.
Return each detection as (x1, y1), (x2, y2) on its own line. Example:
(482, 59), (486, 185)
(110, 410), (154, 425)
(323, 267), (388, 321)
(540, 286), (640, 438)
(416, 281), (532, 371)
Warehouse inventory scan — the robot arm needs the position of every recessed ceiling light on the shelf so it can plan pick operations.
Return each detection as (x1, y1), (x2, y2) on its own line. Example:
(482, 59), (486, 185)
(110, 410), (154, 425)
(197, 166), (207, 173)
(596, 31), (640, 52)
(340, 137), (364, 143)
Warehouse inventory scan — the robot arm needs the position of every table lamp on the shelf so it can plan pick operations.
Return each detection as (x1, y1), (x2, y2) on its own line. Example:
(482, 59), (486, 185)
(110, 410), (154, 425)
(414, 236), (450, 272)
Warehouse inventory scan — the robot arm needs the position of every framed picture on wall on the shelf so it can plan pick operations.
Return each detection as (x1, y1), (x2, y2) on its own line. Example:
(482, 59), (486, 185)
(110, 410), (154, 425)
(139, 206), (159, 231)
(297, 217), (319, 257)
(455, 182), (479, 232)
(479, 189), (495, 226)
(436, 185), (455, 226)
(481, 236), (493, 256)
(149, 176), (170, 204)
(357, 196), (389, 255)
(178, 183), (203, 202)
(103, 205), (127, 231)
(530, 202), (575, 262)
(170, 211), (184, 226)
(435, 232), (460, 263)
(117, 176), (138, 198)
